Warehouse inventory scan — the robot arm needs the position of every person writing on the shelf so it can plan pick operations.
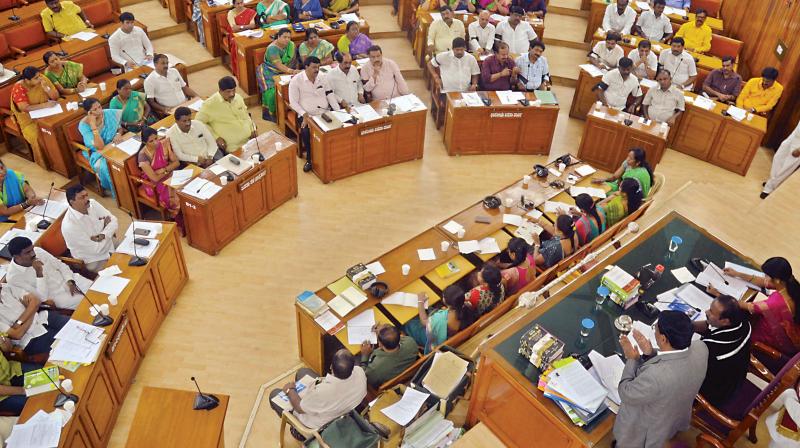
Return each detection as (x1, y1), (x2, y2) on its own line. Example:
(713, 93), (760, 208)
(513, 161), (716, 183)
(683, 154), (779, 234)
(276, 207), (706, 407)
(404, 286), (475, 354)
(593, 148), (654, 197)
(702, 56), (742, 104)
(359, 324), (419, 389)
(43, 52), (88, 96)
(110, 78), (154, 133)
(658, 37), (697, 90)
(674, 8), (711, 54)
(642, 69), (685, 125)
(40, 0), (92, 41)
(78, 98), (123, 196)
(530, 214), (579, 268)
(289, 57), (340, 171)
(196, 76), (254, 152)
(109, 12), (154, 71)
(9, 67), (60, 169)
(479, 42), (518, 91)
(593, 57), (642, 113)
(361, 45), (410, 101)
(427, 6), (465, 56)
(144, 54), (199, 118)
(61, 185), (118, 272)
(166, 107), (220, 167)
(736, 67), (783, 115)
(0, 160), (44, 222)
(429, 37), (479, 96)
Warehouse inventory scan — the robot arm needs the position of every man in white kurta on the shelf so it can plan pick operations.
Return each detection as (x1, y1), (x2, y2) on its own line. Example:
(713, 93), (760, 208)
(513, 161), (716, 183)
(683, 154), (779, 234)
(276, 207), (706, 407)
(762, 121), (800, 198)
(108, 12), (154, 70)
(6, 237), (93, 310)
(61, 185), (118, 272)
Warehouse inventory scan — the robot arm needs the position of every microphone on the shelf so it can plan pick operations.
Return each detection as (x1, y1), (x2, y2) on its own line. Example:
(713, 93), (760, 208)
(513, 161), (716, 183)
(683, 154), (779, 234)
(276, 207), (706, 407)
(83, 289), (113, 327)
(121, 49), (139, 68)
(247, 113), (265, 162)
(126, 212), (148, 266)
(386, 73), (398, 115)
(39, 367), (79, 408)
(8, 5), (19, 21)
(708, 262), (730, 285)
(190, 376), (220, 410)
(49, 14), (69, 57)
(36, 182), (55, 230)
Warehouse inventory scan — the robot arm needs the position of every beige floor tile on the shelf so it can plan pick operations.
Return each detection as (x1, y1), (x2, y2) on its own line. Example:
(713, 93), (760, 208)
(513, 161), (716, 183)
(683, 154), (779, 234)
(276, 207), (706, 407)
(545, 45), (588, 80)
(361, 4), (401, 33)
(371, 37), (421, 70)
(152, 32), (216, 67)
(549, 0), (584, 10)
(126, 0), (180, 31)
(544, 12), (589, 44)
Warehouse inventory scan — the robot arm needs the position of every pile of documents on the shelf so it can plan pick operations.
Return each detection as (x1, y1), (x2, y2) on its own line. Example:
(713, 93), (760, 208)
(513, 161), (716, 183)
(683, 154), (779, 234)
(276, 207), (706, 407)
(7, 410), (63, 448)
(346, 309), (377, 345)
(115, 136), (141, 156)
(381, 388), (430, 426)
(182, 177), (222, 200)
(421, 351), (469, 398)
(538, 357), (608, 426)
(400, 407), (460, 447)
(327, 286), (367, 317)
(587, 351), (624, 412)
(170, 169), (194, 186)
(496, 90), (526, 105)
(352, 104), (382, 122)
(49, 319), (106, 364)
(387, 94), (426, 113)
(570, 186), (606, 199)
(695, 261), (750, 299)
(461, 92), (483, 107)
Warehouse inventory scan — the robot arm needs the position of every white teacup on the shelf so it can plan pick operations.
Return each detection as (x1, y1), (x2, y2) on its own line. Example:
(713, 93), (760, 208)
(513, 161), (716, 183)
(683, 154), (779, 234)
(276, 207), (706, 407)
(401, 264), (411, 275)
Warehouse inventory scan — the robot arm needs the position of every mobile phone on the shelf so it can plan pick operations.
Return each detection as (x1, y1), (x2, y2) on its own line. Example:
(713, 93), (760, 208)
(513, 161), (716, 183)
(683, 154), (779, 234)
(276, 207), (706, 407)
(133, 228), (150, 237)
(475, 216), (491, 224)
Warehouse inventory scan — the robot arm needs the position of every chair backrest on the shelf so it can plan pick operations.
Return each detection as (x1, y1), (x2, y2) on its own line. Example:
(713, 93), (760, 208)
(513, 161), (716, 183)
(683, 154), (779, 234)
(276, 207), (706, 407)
(37, 215), (68, 257)
(709, 34), (742, 61)
(650, 172), (666, 197)
(690, 0), (722, 18)
(745, 351), (800, 416)
(0, 32), (13, 60)
(124, 151), (143, 178)
(5, 20), (48, 52)
(0, 0), (20, 11)
(0, 79), (15, 114)
(71, 45), (112, 79)
(693, 70), (709, 94)
(216, 10), (231, 33)
(64, 116), (85, 147)
(253, 47), (266, 69)
(82, 0), (115, 27)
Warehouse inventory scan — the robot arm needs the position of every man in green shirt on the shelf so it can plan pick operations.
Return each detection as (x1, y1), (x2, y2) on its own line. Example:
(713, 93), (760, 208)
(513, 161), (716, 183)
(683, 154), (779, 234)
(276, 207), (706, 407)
(360, 324), (419, 389)
(196, 76), (255, 153)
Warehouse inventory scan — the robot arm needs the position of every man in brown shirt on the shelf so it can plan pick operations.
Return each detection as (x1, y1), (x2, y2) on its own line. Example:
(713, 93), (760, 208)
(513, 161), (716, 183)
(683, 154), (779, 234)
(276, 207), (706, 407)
(702, 56), (742, 104)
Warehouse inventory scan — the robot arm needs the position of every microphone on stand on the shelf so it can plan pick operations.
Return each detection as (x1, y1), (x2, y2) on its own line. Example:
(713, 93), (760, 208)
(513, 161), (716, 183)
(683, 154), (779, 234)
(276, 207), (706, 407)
(190, 377), (219, 410)
(36, 182), (55, 230)
(39, 367), (79, 407)
(121, 49), (139, 69)
(247, 113), (265, 162)
(82, 289), (113, 327)
(126, 212), (148, 266)
(49, 15), (69, 57)
(8, 5), (20, 21)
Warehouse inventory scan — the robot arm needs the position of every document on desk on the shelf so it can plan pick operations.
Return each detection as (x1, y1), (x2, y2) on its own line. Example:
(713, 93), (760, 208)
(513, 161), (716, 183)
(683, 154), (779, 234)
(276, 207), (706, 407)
(726, 106), (747, 121)
(352, 104), (381, 122)
(90, 275), (130, 296)
(548, 360), (607, 413)
(457, 240), (480, 254)
(97, 264), (123, 277)
(724, 261), (765, 290)
(489, 13), (508, 21)
(0, 69), (16, 84)
(461, 92), (483, 107)
(587, 350), (623, 406)
(182, 178), (222, 200)
(664, 6), (686, 15)
(579, 64), (604, 78)
(27, 199), (68, 220)
(496, 90), (525, 105)
(115, 137), (141, 156)
(429, 12), (442, 20)
(570, 186), (606, 198)
(382, 292), (420, 308)
(339, 12), (359, 22)
(187, 98), (204, 111)
(442, 220), (464, 235)
(640, 78), (658, 89)
(670, 267), (696, 284)
(124, 221), (163, 239)
(381, 387), (430, 426)
(55, 319), (104, 345)
(6, 410), (62, 448)
(49, 334), (105, 364)
(116, 235), (160, 258)
(479, 237), (501, 255)
(417, 248), (436, 261)
(692, 95), (716, 111)
(78, 87), (98, 98)
(170, 169), (194, 186)
(695, 262), (749, 299)
(0, 228), (42, 245)
(347, 309), (377, 344)
(69, 31), (98, 41)
(388, 94), (426, 112)
(365, 261), (385, 276)
(314, 310), (341, 332)
(544, 201), (572, 214)
(502, 214), (523, 226)
(29, 103), (64, 119)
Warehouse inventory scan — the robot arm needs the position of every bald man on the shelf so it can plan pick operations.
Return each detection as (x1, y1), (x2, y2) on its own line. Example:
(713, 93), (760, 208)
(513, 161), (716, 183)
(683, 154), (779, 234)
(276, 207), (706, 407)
(467, 10), (495, 56)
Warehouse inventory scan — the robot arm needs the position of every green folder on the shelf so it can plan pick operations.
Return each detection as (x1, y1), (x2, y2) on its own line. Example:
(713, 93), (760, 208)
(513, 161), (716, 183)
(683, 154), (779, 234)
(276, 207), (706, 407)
(534, 90), (558, 105)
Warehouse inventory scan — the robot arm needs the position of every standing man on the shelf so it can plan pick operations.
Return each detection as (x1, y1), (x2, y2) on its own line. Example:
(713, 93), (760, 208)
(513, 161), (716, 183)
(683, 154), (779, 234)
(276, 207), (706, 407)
(467, 10), (494, 56)
(495, 7), (537, 54)
(361, 45), (410, 101)
(109, 12), (154, 71)
(429, 38), (480, 95)
(614, 311), (709, 448)
(658, 37), (697, 90)
(61, 185), (118, 272)
(166, 107), (220, 167)
(593, 57), (642, 113)
(515, 39), (550, 91)
(601, 0), (636, 36)
(736, 67), (783, 115)
(427, 6), (465, 56)
(634, 0), (672, 43)
(40, 0), (92, 40)
(702, 56), (742, 104)
(327, 52), (365, 108)
(675, 8), (711, 54)
(196, 76), (254, 152)
(642, 69), (685, 125)
(628, 40), (657, 80)
(479, 42), (518, 91)
(761, 119), (800, 199)
(589, 32), (624, 70)
(144, 54), (199, 118)
(289, 57), (340, 172)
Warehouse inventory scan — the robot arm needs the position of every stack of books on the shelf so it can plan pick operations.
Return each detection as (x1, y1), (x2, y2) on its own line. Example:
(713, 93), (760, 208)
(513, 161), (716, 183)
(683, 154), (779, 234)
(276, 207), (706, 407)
(400, 407), (462, 448)
(519, 324), (565, 370)
(601, 266), (641, 308)
(538, 358), (608, 427)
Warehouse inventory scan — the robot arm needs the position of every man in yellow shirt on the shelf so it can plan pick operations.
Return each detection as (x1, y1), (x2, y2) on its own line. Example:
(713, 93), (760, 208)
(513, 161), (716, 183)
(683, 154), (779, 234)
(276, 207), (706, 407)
(736, 67), (783, 114)
(196, 76), (255, 152)
(41, 0), (92, 40)
(675, 9), (711, 54)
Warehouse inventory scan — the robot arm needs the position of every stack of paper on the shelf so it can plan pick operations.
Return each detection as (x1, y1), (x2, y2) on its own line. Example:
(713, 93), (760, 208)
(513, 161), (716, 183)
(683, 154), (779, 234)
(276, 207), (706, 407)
(29, 103), (64, 119)
(461, 92), (483, 107)
(352, 104), (381, 122)
(89, 275), (130, 296)
(693, 95), (716, 111)
(388, 94), (426, 112)
(6, 410), (62, 448)
(115, 137), (141, 155)
(381, 388), (430, 426)
(422, 351), (469, 398)
(188, 98), (204, 111)
(78, 88), (98, 98)
(55, 319), (104, 345)
(28, 199), (68, 220)
(340, 12), (360, 22)
(170, 169), (194, 186)
(365, 261), (385, 275)
(182, 178), (222, 200)
(587, 350), (624, 406)
(417, 248), (436, 261)
(724, 261), (765, 290)
(539, 358), (608, 426)
(570, 186), (606, 198)
(69, 31), (98, 41)
(49, 319), (107, 364)
(695, 262), (749, 299)
(346, 309), (376, 344)
(543, 201), (572, 214)
(726, 106), (747, 121)
(115, 235), (160, 258)
(579, 64), (605, 78)
(496, 90), (526, 105)
(478, 237), (501, 254)
(0, 228), (42, 246)
(457, 240), (480, 254)
(671, 267), (696, 283)
(441, 220), (464, 236)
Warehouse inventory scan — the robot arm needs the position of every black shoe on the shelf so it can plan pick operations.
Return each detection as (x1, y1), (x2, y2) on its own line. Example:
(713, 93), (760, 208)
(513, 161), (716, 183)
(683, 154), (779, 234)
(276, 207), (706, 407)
(262, 109), (275, 122)
(760, 192), (769, 199)
(289, 427), (306, 442)
(303, 162), (312, 172)
(762, 182), (766, 187)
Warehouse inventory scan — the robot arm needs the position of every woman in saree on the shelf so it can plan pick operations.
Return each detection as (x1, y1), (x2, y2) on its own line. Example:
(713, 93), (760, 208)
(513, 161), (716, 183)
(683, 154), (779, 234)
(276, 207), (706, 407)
(322, 0), (358, 17)
(0, 160), (44, 222)
(227, 0), (257, 74)
(256, 28), (299, 121)
(530, 214), (580, 269)
(77, 98), (123, 196)
(294, 0), (323, 21)
(256, 0), (290, 27)
(137, 127), (183, 226)
(336, 21), (372, 58)
(498, 238), (536, 295)
(405, 286), (475, 354)
(43, 52), (89, 96)
(598, 177), (642, 228)
(592, 147), (654, 197)
(480, 0), (510, 15)
(570, 193), (606, 245)
(298, 28), (334, 65)
(9, 66), (60, 168)
(109, 79), (153, 133)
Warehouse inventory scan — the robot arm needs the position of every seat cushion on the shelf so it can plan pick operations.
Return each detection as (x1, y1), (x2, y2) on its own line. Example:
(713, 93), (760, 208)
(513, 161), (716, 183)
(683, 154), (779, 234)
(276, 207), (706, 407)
(82, 0), (115, 27)
(694, 380), (760, 437)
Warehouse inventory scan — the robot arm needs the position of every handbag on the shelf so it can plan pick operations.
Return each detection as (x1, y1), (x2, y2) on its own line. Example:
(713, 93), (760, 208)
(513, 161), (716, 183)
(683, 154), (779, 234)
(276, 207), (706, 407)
(304, 411), (381, 448)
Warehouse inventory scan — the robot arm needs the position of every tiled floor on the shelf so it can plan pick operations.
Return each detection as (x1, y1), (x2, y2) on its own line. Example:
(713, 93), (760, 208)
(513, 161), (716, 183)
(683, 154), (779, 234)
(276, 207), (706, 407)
(549, 0), (584, 10)
(125, 0), (183, 31)
(545, 13), (590, 44)
(546, 45), (590, 80)
(361, 4), (402, 33)
(371, 37), (423, 70)
(152, 32), (218, 67)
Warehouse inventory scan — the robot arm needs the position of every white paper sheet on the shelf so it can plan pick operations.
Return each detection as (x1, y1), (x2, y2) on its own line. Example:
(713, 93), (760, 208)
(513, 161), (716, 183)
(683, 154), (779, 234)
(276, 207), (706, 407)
(29, 103), (64, 119)
(188, 98), (204, 111)
(0, 228), (42, 245)
(0, 69), (16, 84)
(27, 199), (68, 220)
(526, 209), (543, 220)
(671, 267), (696, 284)
(635, 1), (650, 10)
(574, 165), (597, 177)
(496, 90), (526, 105)
(695, 262), (749, 299)
(640, 78), (658, 89)
(69, 31), (98, 41)
(115, 137), (141, 156)
(724, 261), (764, 290)
(365, 261), (385, 276)
(78, 87), (97, 98)
(89, 275), (130, 296)
(543, 201), (572, 214)
(347, 309), (376, 344)
(381, 388), (431, 426)
(579, 63), (605, 78)
(382, 292), (420, 308)
(388, 94), (426, 112)
(726, 106), (747, 121)
(6, 410), (62, 448)
(692, 95), (716, 111)
(675, 283), (714, 311)
(170, 169), (194, 186)
(417, 248), (436, 261)
(429, 12), (442, 20)
(461, 92), (483, 107)
(115, 235), (160, 258)
(457, 240), (480, 254)
(627, 320), (657, 355)
(489, 13), (508, 21)
(340, 12), (360, 22)
(442, 220), (464, 235)
(587, 350), (623, 405)
(97, 264), (123, 277)
(124, 221), (163, 238)
(55, 319), (104, 345)
(314, 310), (340, 332)
(478, 237), (501, 255)
(48, 336), (104, 363)
(181, 178), (221, 200)
(547, 360), (607, 413)
(570, 186), (606, 198)
(502, 214), (523, 226)
(352, 104), (382, 122)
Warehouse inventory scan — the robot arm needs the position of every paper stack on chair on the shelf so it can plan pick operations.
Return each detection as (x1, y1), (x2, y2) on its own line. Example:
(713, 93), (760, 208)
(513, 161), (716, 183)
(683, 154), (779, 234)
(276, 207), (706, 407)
(6, 410), (62, 448)
(400, 407), (458, 447)
(421, 351), (468, 398)
(539, 357), (608, 426)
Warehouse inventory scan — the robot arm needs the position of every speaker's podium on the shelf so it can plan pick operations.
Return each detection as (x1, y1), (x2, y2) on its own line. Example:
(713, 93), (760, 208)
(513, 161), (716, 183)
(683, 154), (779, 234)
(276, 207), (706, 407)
(126, 387), (229, 447)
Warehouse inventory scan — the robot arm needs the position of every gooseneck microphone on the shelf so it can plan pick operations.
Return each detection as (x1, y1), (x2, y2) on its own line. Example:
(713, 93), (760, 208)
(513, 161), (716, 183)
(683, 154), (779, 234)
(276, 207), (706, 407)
(49, 14), (69, 57)
(8, 5), (19, 21)
(39, 367), (79, 408)
(126, 212), (148, 267)
(190, 376), (220, 410)
(36, 182), (55, 230)
(248, 113), (265, 162)
(82, 289), (113, 327)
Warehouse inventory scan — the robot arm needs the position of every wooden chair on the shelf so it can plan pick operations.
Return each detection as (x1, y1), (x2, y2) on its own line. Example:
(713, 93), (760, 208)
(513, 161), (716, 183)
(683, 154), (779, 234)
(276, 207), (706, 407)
(64, 116), (107, 196)
(427, 63), (445, 129)
(279, 410), (386, 448)
(71, 45), (115, 83)
(82, 0), (119, 27)
(217, 12), (232, 68)
(650, 172), (665, 197)
(0, 32), (25, 60)
(124, 155), (170, 221)
(749, 341), (792, 383)
(0, 82), (36, 162)
(184, 0), (198, 41)
(690, 0), (722, 18)
(5, 20), (49, 53)
(693, 350), (800, 447)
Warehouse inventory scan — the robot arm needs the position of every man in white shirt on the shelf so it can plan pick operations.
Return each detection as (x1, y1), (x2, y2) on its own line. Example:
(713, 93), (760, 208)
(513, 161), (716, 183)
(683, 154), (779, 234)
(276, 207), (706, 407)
(0, 283), (68, 356)
(166, 107), (220, 166)
(6, 237), (92, 310)
(495, 7), (537, 54)
(289, 57), (340, 172)
(61, 185), (118, 272)
(327, 52), (364, 107)
(762, 120), (800, 198)
(467, 10), (494, 56)
(429, 38), (479, 95)
(108, 12), (154, 71)
(629, 40), (657, 80)
(594, 57), (642, 112)
(589, 32), (624, 70)
(602, 0), (636, 36)
(658, 37), (697, 89)
(642, 69), (685, 124)
(634, 0), (673, 42)
(144, 54), (198, 117)
(427, 6), (465, 55)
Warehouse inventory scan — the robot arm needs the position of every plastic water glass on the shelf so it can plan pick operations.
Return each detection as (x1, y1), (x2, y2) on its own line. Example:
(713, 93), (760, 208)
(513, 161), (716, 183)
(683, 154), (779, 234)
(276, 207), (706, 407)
(596, 286), (609, 306)
(668, 235), (683, 253)
(580, 318), (595, 338)
(401, 264), (411, 275)
(61, 379), (74, 393)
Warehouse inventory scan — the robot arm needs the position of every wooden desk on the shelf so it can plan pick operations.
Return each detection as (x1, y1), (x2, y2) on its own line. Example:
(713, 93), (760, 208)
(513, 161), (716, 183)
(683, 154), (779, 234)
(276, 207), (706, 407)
(233, 18), (368, 95)
(443, 91), (559, 156)
(414, 12), (544, 69)
(0, 189), (69, 270)
(165, 0), (187, 24)
(585, 0), (723, 43)
(381, 279), (440, 325)
(578, 103), (667, 173)
(0, 0), (119, 33)
(178, 131), (298, 255)
(125, 387), (229, 448)
(18, 223), (188, 447)
(308, 100), (426, 184)
(591, 30), (725, 73)
(454, 422), (506, 448)
(201, 0), (258, 58)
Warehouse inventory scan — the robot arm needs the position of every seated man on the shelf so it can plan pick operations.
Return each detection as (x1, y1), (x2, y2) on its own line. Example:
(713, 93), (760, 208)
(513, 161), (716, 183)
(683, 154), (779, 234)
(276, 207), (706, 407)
(642, 69), (684, 125)
(702, 56), (742, 104)
(0, 341), (43, 415)
(512, 0), (545, 17)
(615, 311), (708, 448)
(515, 39), (550, 91)
(593, 57), (641, 113)
(144, 54), (199, 118)
(321, 0), (358, 17)
(480, 41), (518, 91)
(467, 11), (494, 56)
(634, 0), (672, 43)
(427, 6), (465, 56)
(360, 324), (420, 389)
(429, 37), (480, 94)
(589, 32), (624, 70)
(109, 12), (154, 71)
(196, 76), (254, 152)
(664, 0), (690, 8)
(361, 45), (410, 101)
(494, 7), (537, 54)
(289, 57), (340, 172)
(0, 283), (68, 356)
(6, 237), (93, 310)
(61, 185), (118, 272)
(41, 0), (92, 41)
(166, 107), (220, 167)
(270, 349), (367, 437)
(675, 8), (711, 54)
(328, 52), (365, 107)
(692, 294), (752, 407)
(658, 37), (697, 90)
(736, 67), (783, 114)
(601, 0), (636, 36)
(628, 40), (657, 80)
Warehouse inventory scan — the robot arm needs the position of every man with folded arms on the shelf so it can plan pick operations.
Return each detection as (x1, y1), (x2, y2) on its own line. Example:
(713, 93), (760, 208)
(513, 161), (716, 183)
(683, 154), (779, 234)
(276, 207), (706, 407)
(589, 32), (624, 70)
(642, 69), (684, 125)
(166, 107), (220, 167)
(290, 57), (340, 172)
(360, 324), (419, 389)
(594, 57), (642, 113)
(429, 37), (479, 97)
(0, 283), (68, 356)
(702, 56), (742, 104)
(61, 185), (118, 272)
(41, 0), (92, 41)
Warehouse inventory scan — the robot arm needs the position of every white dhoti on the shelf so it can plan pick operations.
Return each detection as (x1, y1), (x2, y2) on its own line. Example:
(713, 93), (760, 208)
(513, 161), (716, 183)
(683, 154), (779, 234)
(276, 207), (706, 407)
(764, 122), (800, 195)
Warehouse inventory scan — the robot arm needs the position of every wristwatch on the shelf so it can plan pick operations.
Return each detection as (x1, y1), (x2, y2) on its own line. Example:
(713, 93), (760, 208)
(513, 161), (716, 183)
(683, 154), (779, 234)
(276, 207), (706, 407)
(14, 319), (23, 327)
